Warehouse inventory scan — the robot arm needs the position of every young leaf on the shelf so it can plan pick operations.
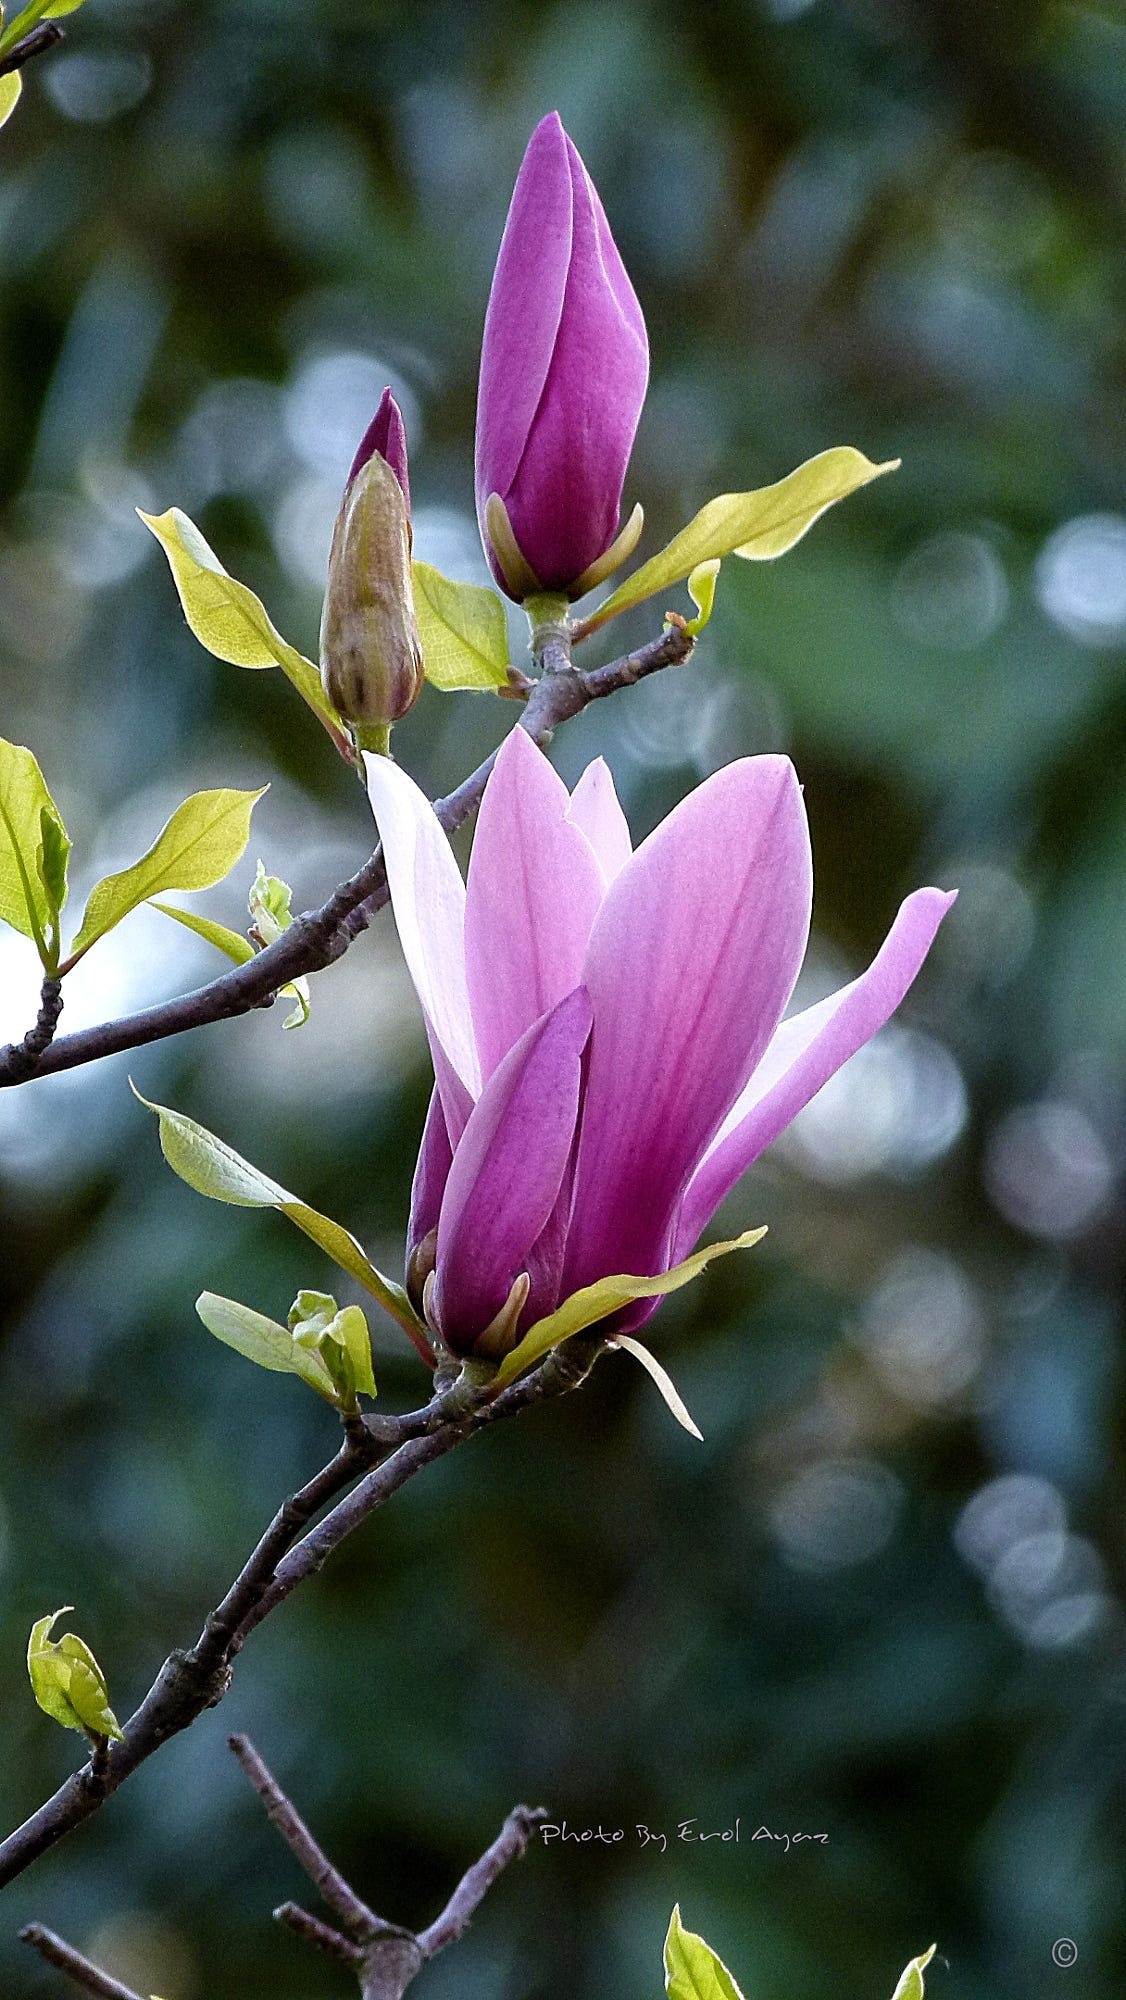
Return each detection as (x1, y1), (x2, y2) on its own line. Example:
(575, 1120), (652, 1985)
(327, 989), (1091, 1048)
(138, 506), (353, 756)
(0, 72), (21, 127)
(195, 1292), (338, 1400)
(151, 876), (310, 1030)
(412, 561), (511, 691)
(0, 736), (70, 968)
(493, 1227), (766, 1388)
(150, 901), (255, 965)
(133, 1088), (431, 1358)
(37, 806), (71, 916)
(664, 1907), (746, 2000)
(892, 1946), (937, 2000)
(27, 1610), (124, 1744)
(682, 558), (720, 637)
(288, 1289), (376, 1404)
(608, 1334), (703, 1439)
(245, 861), (310, 1024)
(69, 786), (266, 960)
(575, 447), (898, 635)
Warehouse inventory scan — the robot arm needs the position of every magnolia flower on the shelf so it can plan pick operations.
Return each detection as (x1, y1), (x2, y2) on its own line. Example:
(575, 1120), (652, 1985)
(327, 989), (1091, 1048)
(366, 732), (953, 1368)
(320, 388), (423, 744)
(475, 111), (649, 601)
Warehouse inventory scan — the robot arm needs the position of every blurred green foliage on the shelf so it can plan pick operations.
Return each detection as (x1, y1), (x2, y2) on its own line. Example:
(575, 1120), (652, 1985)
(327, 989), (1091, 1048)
(1, 2), (1124, 1997)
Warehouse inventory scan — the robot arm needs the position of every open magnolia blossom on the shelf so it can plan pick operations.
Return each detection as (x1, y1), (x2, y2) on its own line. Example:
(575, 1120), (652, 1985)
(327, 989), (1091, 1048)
(365, 731), (953, 1387)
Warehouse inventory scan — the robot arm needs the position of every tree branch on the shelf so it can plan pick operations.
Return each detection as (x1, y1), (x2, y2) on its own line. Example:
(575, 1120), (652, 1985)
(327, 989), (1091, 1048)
(229, 1734), (379, 1940)
(235, 1737), (547, 2000)
(417, 1804), (550, 1958)
(19, 1926), (144, 2000)
(0, 624), (694, 1089)
(0, 22), (64, 79)
(0, 1347), (600, 1892)
(1, 977), (63, 1084)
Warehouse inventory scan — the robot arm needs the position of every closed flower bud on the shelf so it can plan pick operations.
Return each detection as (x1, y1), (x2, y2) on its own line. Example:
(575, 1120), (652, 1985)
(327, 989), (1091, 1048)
(320, 388), (424, 750)
(475, 112), (649, 601)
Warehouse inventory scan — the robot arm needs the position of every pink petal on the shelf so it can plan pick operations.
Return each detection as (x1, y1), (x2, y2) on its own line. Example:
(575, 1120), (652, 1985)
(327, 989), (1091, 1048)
(474, 113), (573, 520)
(566, 757), (633, 884)
(674, 886), (957, 1258)
(407, 1084), (453, 1263)
(364, 753), (480, 1119)
(464, 728), (606, 1079)
(562, 756), (812, 1294)
(433, 987), (593, 1351)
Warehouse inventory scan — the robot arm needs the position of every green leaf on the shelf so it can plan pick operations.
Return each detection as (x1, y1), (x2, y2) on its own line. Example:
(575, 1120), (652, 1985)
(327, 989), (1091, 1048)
(0, 72), (21, 127)
(494, 1226), (767, 1388)
(195, 1292), (339, 1400)
(576, 448), (898, 635)
(0, 736), (70, 968)
(69, 786), (266, 960)
(138, 506), (352, 753)
(28, 1609), (123, 1744)
(892, 1947), (937, 2000)
(683, 559), (720, 637)
(247, 859), (293, 945)
(133, 1087), (429, 1353)
(412, 560), (511, 691)
(664, 1907), (746, 2000)
(150, 900), (255, 965)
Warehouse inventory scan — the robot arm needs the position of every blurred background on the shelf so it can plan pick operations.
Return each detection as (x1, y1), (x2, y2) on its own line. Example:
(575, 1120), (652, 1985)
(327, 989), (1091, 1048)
(1, 0), (1125, 1995)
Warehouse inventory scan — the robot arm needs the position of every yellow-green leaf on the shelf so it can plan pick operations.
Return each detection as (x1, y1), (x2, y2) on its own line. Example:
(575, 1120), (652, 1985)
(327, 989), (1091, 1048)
(69, 786), (265, 960)
(0, 736), (70, 967)
(133, 1088), (428, 1353)
(683, 558), (720, 637)
(664, 1907), (746, 2000)
(412, 560), (511, 691)
(494, 1226), (766, 1387)
(576, 448), (898, 635)
(0, 72), (21, 127)
(892, 1946), (937, 2000)
(28, 1609), (123, 1744)
(196, 1292), (338, 1400)
(150, 900), (255, 964)
(138, 506), (352, 752)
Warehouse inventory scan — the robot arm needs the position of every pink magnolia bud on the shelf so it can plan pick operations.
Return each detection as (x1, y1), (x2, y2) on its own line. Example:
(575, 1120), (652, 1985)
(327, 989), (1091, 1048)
(320, 389), (423, 746)
(475, 113), (649, 601)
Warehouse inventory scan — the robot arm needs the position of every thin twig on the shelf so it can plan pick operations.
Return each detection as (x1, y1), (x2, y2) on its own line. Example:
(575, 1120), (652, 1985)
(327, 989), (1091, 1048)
(19, 1926), (144, 2000)
(0, 624), (694, 1088)
(0, 22), (64, 79)
(274, 1901), (364, 1965)
(418, 1804), (551, 1958)
(229, 1735), (379, 1938)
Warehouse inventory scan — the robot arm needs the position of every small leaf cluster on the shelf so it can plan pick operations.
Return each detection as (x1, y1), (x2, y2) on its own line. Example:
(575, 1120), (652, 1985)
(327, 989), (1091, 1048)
(27, 1608), (122, 1745)
(0, 736), (264, 980)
